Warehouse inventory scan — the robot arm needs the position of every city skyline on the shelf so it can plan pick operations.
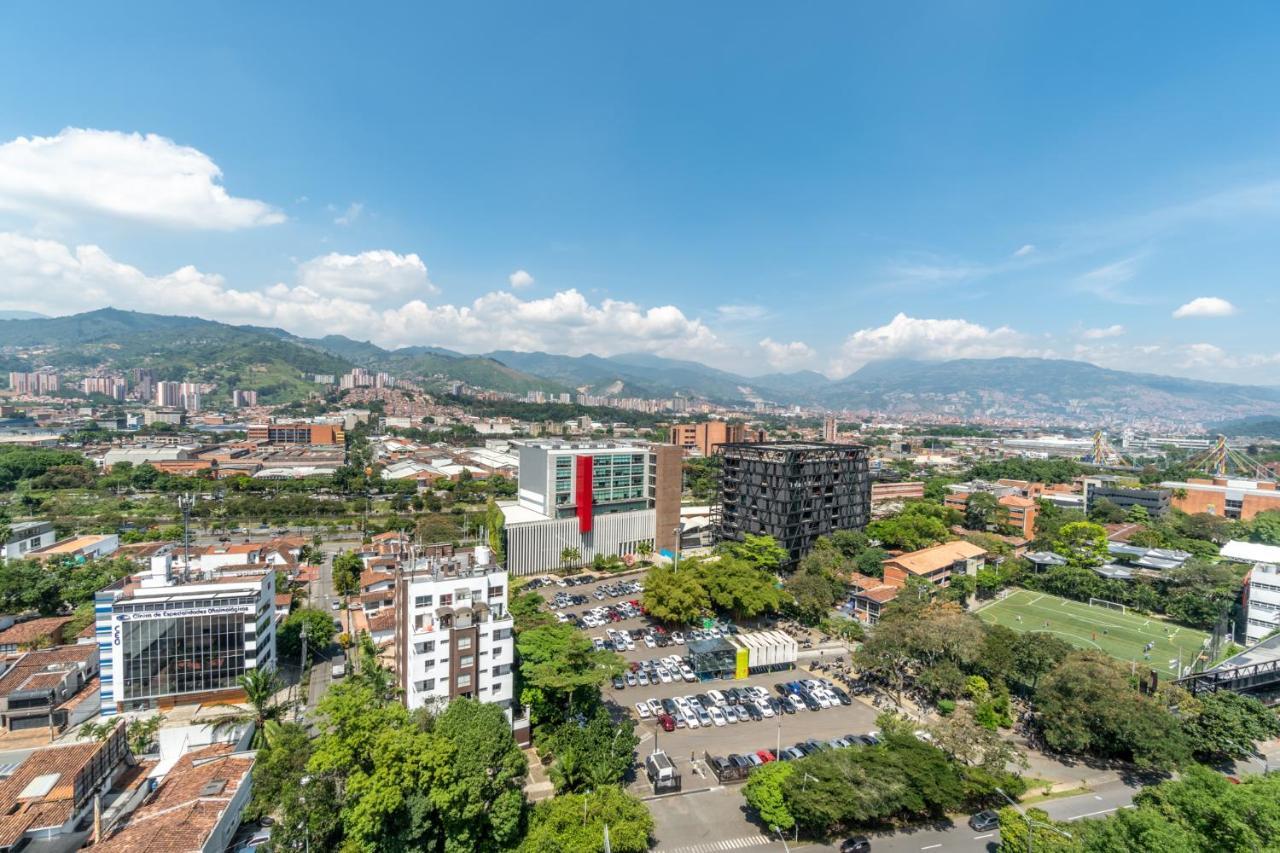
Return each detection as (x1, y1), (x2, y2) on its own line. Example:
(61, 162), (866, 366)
(2, 4), (1280, 382)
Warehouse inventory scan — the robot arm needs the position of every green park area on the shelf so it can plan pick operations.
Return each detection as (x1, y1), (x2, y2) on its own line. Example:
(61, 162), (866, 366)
(977, 588), (1211, 678)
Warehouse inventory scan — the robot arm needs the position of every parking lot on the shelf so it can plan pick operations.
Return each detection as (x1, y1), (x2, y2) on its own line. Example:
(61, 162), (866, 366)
(528, 570), (879, 772)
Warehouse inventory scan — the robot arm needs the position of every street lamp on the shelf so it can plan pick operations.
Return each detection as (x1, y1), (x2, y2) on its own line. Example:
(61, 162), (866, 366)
(770, 826), (791, 852)
(995, 786), (1072, 853)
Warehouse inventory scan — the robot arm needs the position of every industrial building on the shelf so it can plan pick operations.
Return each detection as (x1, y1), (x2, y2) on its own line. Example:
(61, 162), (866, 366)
(713, 442), (870, 564)
(1161, 477), (1280, 521)
(1084, 476), (1172, 517)
(499, 440), (681, 575)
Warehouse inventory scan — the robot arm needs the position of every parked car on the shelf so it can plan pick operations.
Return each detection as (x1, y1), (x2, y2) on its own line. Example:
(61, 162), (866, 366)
(657, 714), (676, 732)
(708, 706), (728, 727)
(634, 701), (651, 719)
(647, 699), (663, 717)
(969, 811), (1000, 831)
(840, 836), (872, 853)
(755, 749), (776, 763)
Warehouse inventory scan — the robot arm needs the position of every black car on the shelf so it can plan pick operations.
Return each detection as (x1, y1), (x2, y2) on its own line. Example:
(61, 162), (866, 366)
(744, 701), (763, 722)
(775, 697), (795, 715)
(801, 692), (822, 712)
(661, 698), (678, 716)
(969, 810), (1000, 831)
(795, 741), (819, 756)
(831, 686), (852, 706)
(696, 693), (714, 710)
(728, 753), (752, 771)
(840, 836), (871, 853)
(774, 682), (791, 697)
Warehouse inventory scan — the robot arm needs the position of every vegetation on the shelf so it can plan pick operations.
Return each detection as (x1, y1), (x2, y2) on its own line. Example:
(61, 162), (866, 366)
(206, 666), (291, 749)
(276, 607), (338, 664)
(520, 785), (653, 853)
(0, 555), (134, 618)
(683, 455), (721, 503)
(866, 501), (958, 551)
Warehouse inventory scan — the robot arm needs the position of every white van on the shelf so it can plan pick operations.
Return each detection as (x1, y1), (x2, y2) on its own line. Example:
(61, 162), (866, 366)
(331, 662), (346, 679)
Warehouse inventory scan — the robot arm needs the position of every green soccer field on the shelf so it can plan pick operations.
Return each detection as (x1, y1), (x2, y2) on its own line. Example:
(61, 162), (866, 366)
(975, 588), (1211, 677)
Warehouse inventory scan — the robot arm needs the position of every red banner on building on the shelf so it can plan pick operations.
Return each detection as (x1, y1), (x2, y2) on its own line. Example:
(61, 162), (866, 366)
(575, 455), (593, 534)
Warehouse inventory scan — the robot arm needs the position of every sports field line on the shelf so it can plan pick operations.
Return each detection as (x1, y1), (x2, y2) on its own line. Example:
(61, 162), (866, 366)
(990, 597), (1153, 634)
(981, 594), (1208, 651)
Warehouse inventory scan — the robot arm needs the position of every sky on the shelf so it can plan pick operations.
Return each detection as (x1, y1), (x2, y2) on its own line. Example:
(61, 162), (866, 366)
(1, 3), (1280, 383)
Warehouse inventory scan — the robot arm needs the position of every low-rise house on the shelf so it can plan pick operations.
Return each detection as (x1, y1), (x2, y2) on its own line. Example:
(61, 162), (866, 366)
(0, 645), (99, 735)
(90, 743), (255, 853)
(29, 534), (119, 563)
(882, 541), (987, 589)
(0, 617), (74, 654)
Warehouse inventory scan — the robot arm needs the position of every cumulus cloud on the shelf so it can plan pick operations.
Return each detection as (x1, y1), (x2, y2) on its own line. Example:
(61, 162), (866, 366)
(0, 233), (721, 359)
(1081, 324), (1125, 339)
(0, 128), (283, 230)
(1013, 244), (1036, 257)
(758, 338), (816, 371)
(508, 269), (535, 289)
(1173, 296), (1237, 318)
(830, 313), (1027, 377)
(333, 202), (363, 226)
(296, 250), (436, 304)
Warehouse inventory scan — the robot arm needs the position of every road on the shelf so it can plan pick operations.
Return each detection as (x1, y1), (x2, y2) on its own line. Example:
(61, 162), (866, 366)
(649, 780), (1141, 853)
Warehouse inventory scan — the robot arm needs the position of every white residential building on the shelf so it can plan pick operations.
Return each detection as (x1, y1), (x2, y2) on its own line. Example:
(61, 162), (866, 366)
(394, 546), (516, 719)
(1, 521), (56, 560)
(1244, 563), (1280, 645)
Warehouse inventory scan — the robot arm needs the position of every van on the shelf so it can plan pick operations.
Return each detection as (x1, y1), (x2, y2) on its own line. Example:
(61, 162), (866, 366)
(331, 662), (346, 679)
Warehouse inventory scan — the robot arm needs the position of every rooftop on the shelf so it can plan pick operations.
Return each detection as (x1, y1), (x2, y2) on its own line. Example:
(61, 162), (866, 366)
(885, 541), (987, 575)
(0, 617), (72, 648)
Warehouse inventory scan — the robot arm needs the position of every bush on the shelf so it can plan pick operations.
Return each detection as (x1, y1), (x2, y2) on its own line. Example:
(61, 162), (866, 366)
(937, 699), (956, 716)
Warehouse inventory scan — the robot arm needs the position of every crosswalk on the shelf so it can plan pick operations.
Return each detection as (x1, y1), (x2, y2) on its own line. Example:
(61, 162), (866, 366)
(659, 835), (776, 853)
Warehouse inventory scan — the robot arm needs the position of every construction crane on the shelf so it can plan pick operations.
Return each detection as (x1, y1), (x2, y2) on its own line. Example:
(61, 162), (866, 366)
(1079, 430), (1131, 467)
(1187, 434), (1278, 482)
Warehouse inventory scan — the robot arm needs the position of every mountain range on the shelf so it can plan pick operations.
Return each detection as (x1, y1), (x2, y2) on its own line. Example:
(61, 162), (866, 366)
(0, 308), (1277, 422)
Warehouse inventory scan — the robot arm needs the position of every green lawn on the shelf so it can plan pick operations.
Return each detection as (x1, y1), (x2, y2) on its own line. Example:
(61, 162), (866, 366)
(976, 588), (1211, 677)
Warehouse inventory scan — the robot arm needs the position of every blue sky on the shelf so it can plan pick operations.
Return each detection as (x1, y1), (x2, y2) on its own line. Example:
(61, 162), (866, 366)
(1, 3), (1279, 382)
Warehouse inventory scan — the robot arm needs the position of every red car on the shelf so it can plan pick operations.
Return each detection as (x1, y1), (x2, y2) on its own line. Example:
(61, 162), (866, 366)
(756, 749), (776, 763)
(657, 714), (676, 732)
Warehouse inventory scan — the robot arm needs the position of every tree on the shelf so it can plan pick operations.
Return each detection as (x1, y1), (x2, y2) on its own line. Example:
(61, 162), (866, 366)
(1034, 651), (1190, 769)
(430, 698), (529, 851)
(1181, 691), (1280, 762)
(206, 666), (290, 749)
(83, 714), (165, 754)
(277, 607), (337, 663)
(559, 546), (582, 570)
(245, 721), (312, 821)
(928, 711), (1027, 776)
(1010, 632), (1072, 692)
(641, 564), (709, 625)
(1247, 510), (1280, 545)
(964, 492), (1002, 531)
(866, 508), (951, 551)
(996, 806), (1079, 853)
(331, 550), (362, 600)
(1051, 521), (1110, 572)
(543, 706), (639, 793)
(695, 557), (785, 620)
(516, 623), (623, 726)
(719, 534), (789, 571)
(743, 759), (795, 831)
(521, 786), (653, 853)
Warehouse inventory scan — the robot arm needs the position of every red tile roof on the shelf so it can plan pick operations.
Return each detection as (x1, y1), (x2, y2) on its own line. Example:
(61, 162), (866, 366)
(0, 617), (72, 648)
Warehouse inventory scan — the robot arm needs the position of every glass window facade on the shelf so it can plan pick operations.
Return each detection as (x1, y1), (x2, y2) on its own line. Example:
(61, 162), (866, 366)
(120, 613), (247, 702)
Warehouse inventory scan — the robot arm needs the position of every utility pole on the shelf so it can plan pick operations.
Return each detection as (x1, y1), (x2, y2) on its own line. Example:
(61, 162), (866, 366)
(296, 623), (309, 721)
(178, 492), (196, 578)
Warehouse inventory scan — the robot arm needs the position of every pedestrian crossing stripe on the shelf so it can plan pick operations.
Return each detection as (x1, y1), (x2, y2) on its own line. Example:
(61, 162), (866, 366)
(659, 835), (774, 852)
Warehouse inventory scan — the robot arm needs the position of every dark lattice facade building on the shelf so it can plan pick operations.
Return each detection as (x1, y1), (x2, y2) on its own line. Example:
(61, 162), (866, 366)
(713, 442), (871, 564)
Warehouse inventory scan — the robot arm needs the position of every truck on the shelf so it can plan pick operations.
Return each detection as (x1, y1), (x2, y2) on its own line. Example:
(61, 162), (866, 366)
(644, 750), (680, 793)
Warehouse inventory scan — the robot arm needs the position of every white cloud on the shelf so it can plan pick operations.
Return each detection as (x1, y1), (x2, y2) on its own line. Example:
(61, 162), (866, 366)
(0, 128), (283, 230)
(1013, 244), (1036, 257)
(0, 232), (721, 359)
(333, 202), (363, 226)
(1081, 324), (1125, 339)
(508, 269), (535, 289)
(717, 304), (769, 321)
(830, 313), (1028, 377)
(1073, 256), (1146, 304)
(296, 250), (436, 304)
(758, 338), (816, 371)
(1172, 296), (1237, 318)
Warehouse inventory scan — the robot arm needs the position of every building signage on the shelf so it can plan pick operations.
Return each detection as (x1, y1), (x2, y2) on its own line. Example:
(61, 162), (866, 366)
(115, 605), (248, 622)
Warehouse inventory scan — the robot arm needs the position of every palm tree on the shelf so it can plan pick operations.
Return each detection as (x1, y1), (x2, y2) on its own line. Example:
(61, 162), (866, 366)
(636, 541), (653, 561)
(206, 666), (290, 749)
(560, 546), (581, 571)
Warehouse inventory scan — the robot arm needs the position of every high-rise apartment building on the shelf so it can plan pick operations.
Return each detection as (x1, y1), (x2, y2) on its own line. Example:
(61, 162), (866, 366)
(668, 421), (765, 457)
(394, 546), (516, 719)
(500, 440), (682, 575)
(714, 442), (871, 564)
(81, 377), (127, 400)
(822, 416), (838, 443)
(246, 422), (345, 445)
(232, 389), (259, 408)
(7, 371), (60, 395)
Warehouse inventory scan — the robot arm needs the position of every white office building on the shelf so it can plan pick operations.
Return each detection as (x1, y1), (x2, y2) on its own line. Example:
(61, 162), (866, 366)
(394, 546), (516, 719)
(498, 440), (681, 576)
(95, 555), (276, 716)
(1244, 563), (1280, 645)
(1, 521), (56, 560)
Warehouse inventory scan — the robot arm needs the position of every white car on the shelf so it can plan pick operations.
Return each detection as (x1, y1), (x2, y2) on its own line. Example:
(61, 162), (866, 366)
(672, 631), (685, 645)
(707, 689), (726, 706)
(815, 692), (833, 709)
(750, 686), (771, 702)
(758, 700), (775, 718)
(592, 638), (606, 651)
(708, 706), (728, 727)
(634, 701), (651, 719)
(643, 634), (656, 648)
(787, 694), (805, 713)
(683, 709), (700, 729)
(647, 698), (663, 717)
(637, 671), (649, 686)
(680, 666), (696, 683)
(657, 667), (673, 684)
(624, 636), (636, 651)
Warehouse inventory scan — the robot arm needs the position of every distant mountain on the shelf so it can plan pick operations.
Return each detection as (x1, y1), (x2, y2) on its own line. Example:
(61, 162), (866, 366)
(3, 309), (1278, 422)
(0, 310), (48, 320)
(1210, 415), (1280, 439)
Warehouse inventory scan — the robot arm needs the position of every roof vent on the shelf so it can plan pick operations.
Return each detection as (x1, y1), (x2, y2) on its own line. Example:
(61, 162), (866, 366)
(199, 779), (228, 796)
